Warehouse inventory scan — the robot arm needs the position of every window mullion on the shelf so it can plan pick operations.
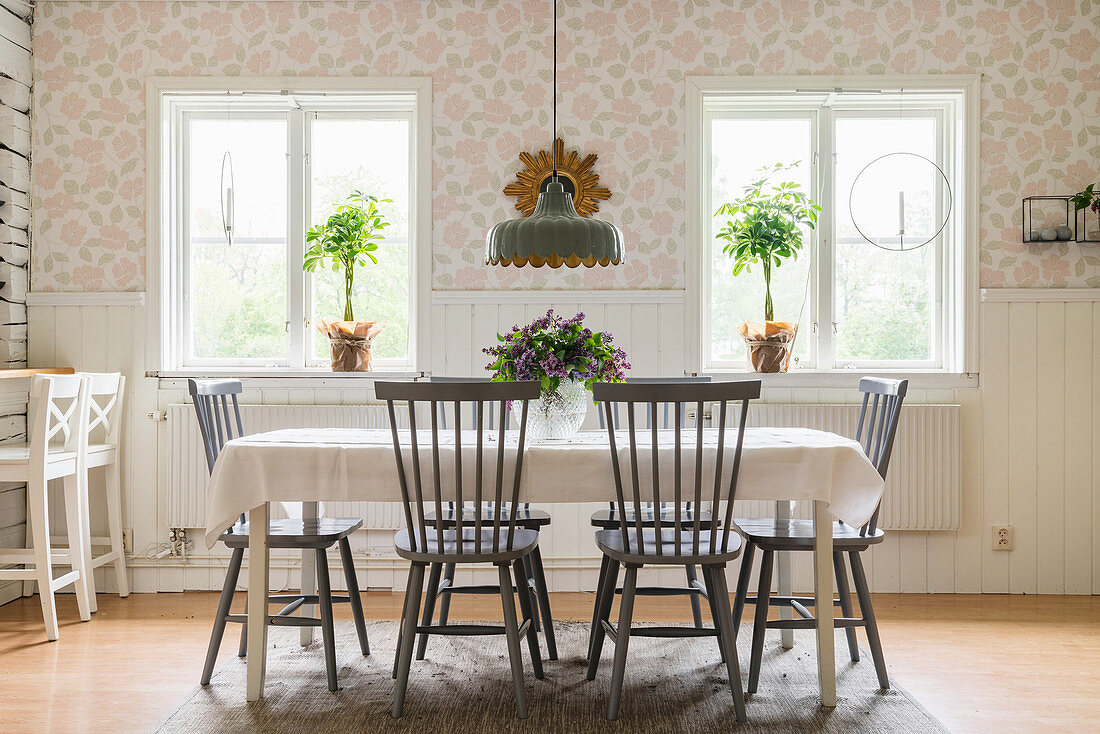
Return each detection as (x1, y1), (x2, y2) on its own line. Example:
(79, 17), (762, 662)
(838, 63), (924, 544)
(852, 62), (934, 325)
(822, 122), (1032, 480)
(287, 109), (306, 368)
(815, 107), (836, 370)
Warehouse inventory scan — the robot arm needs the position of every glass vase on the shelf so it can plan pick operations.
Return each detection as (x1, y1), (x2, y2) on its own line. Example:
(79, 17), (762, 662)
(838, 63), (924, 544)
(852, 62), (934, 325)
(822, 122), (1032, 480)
(524, 378), (588, 441)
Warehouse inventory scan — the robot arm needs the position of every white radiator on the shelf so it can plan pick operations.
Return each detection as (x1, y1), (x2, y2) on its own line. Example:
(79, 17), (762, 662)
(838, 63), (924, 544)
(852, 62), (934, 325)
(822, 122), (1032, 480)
(166, 403), (405, 530)
(721, 403), (961, 531)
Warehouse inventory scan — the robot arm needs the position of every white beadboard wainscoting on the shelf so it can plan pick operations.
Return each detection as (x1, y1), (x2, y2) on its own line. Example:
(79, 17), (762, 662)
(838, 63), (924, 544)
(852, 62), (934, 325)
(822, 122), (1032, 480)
(19, 288), (1100, 598)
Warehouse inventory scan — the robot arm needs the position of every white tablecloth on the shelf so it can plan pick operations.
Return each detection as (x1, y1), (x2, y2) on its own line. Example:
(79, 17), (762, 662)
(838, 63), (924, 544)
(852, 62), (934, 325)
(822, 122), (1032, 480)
(205, 427), (884, 548)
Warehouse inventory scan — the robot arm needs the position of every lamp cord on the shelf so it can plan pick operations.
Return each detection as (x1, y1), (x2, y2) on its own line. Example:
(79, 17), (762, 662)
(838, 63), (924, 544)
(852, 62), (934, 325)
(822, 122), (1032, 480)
(552, 0), (557, 181)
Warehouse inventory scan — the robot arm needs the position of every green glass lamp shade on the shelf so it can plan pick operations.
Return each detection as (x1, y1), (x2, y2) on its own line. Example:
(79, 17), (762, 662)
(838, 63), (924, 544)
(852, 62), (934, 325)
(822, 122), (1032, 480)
(485, 181), (624, 268)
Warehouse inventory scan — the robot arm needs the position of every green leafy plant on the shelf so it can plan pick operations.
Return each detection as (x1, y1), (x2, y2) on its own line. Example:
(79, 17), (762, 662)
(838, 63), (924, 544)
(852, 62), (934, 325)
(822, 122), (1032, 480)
(1071, 183), (1098, 214)
(714, 163), (822, 322)
(303, 190), (391, 322)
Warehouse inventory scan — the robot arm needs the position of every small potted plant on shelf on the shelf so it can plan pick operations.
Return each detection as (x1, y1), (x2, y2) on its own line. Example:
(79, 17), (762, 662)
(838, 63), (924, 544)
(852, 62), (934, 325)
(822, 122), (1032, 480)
(1071, 183), (1100, 242)
(714, 162), (821, 373)
(304, 190), (390, 372)
(483, 309), (630, 441)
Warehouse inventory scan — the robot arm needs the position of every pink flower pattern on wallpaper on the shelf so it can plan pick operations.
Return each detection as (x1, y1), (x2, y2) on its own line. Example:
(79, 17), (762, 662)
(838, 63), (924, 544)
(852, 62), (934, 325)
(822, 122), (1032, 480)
(30, 0), (1100, 292)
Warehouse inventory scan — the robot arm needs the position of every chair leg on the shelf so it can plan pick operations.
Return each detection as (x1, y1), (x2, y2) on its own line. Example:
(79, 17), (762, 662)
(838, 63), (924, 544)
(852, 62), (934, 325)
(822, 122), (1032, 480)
(512, 556), (544, 680)
(62, 474), (92, 622)
(392, 565), (416, 680)
(201, 546), (244, 685)
(834, 551), (859, 663)
(315, 548), (338, 692)
(436, 562), (456, 626)
(28, 476), (59, 640)
(700, 564), (726, 663)
(393, 563), (425, 717)
(521, 553), (540, 632)
(529, 546), (557, 660)
(74, 469), (97, 613)
(104, 463), (129, 598)
(849, 551), (890, 690)
(607, 565), (638, 721)
(731, 542), (756, 639)
(748, 549), (774, 694)
(586, 556), (619, 680)
(709, 565), (748, 723)
(339, 537), (369, 656)
(685, 564), (704, 628)
(22, 488), (34, 597)
(497, 563), (529, 719)
(415, 562), (443, 661)
(238, 598), (248, 657)
(587, 554), (611, 662)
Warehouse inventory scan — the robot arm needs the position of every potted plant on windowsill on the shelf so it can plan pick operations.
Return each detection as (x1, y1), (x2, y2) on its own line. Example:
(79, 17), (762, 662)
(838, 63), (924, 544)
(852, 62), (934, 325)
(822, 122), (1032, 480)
(714, 162), (821, 373)
(304, 190), (390, 372)
(483, 309), (630, 441)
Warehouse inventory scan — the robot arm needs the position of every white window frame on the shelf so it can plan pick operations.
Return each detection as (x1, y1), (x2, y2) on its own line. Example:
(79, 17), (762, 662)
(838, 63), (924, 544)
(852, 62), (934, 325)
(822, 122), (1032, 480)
(146, 77), (432, 376)
(686, 75), (979, 381)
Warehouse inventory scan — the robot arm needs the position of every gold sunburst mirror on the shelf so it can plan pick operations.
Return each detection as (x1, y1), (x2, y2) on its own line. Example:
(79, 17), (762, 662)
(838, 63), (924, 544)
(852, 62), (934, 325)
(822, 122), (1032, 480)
(502, 138), (611, 218)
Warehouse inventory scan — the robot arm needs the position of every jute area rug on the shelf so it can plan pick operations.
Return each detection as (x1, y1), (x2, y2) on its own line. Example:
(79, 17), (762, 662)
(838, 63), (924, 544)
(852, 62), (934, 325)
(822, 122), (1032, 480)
(154, 621), (947, 733)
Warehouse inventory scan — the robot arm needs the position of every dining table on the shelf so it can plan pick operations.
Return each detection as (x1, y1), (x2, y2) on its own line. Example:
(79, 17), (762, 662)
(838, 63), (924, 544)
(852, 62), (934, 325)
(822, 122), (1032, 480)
(204, 425), (886, 708)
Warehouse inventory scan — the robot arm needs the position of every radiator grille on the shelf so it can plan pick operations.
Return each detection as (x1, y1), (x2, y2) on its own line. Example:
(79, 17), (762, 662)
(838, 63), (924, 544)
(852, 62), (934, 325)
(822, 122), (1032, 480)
(725, 403), (961, 531)
(166, 403), (404, 529)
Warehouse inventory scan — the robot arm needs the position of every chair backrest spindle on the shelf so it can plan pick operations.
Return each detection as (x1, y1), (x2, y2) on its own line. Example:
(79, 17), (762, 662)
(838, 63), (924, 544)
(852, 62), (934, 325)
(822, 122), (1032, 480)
(376, 380), (539, 558)
(852, 377), (908, 536)
(593, 380), (760, 559)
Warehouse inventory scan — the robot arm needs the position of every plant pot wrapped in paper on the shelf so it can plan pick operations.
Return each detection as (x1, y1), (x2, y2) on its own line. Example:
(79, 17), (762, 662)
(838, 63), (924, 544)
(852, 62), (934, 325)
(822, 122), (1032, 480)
(317, 318), (385, 372)
(739, 321), (797, 373)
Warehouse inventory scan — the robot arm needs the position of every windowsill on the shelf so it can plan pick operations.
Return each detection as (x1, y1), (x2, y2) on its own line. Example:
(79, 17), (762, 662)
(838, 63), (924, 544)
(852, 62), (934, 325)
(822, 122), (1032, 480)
(149, 368), (426, 390)
(701, 370), (978, 390)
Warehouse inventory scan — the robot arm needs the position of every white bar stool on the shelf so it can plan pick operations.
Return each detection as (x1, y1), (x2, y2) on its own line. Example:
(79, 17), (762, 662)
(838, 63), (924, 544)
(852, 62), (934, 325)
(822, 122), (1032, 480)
(78, 372), (129, 609)
(0, 373), (93, 640)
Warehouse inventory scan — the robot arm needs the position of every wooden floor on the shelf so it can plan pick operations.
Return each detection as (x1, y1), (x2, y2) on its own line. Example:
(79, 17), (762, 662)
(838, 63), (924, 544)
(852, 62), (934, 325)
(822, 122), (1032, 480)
(1, 591), (1098, 733)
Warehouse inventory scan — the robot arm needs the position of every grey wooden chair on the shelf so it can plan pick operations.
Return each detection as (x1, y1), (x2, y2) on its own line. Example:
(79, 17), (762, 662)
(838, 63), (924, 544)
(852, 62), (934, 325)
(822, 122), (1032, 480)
(417, 377), (557, 661)
(189, 379), (369, 692)
(587, 379), (761, 722)
(588, 376), (713, 657)
(376, 379), (545, 719)
(732, 377), (908, 694)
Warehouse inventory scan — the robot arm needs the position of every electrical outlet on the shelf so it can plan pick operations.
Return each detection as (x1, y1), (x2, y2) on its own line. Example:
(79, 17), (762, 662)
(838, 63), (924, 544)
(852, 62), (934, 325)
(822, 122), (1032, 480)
(992, 525), (1014, 551)
(122, 528), (132, 554)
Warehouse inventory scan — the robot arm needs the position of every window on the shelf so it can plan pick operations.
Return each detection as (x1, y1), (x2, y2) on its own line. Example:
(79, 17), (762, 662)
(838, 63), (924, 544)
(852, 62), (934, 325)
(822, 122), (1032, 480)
(152, 80), (429, 372)
(689, 77), (977, 375)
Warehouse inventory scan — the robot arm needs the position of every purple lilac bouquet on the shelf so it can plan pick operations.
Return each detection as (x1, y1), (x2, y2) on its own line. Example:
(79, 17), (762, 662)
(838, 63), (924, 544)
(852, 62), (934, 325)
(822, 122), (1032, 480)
(484, 309), (630, 394)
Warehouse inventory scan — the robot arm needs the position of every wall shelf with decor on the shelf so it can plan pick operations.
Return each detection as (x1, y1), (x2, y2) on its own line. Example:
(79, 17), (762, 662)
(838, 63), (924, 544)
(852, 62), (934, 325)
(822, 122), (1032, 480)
(1021, 195), (1074, 244)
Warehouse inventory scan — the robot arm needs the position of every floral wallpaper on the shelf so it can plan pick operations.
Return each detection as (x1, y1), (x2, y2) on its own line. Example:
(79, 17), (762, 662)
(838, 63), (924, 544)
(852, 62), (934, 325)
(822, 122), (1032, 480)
(30, 0), (1100, 291)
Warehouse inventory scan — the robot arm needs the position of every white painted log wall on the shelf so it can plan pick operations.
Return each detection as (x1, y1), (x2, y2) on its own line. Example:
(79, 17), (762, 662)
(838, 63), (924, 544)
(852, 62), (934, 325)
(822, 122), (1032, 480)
(21, 290), (1100, 597)
(0, 1), (29, 607)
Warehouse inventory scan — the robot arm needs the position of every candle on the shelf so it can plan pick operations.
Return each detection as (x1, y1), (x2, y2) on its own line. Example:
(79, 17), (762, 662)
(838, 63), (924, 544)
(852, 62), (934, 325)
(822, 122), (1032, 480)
(225, 187), (234, 230)
(898, 190), (905, 236)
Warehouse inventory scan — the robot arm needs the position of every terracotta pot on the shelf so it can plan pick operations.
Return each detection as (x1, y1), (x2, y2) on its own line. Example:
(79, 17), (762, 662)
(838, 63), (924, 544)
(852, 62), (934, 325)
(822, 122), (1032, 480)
(316, 318), (385, 372)
(738, 321), (797, 373)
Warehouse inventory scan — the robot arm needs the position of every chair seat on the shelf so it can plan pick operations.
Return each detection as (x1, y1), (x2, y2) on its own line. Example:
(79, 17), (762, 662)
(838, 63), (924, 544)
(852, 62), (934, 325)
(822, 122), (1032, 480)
(595, 528), (742, 565)
(394, 527), (539, 564)
(0, 444), (78, 464)
(734, 518), (885, 550)
(590, 506), (716, 530)
(425, 505), (551, 529)
(219, 518), (363, 549)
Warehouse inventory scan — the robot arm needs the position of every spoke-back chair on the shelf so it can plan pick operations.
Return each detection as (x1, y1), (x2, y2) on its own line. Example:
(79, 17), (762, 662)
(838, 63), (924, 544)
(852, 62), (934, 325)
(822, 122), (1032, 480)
(376, 379), (545, 719)
(587, 379), (761, 722)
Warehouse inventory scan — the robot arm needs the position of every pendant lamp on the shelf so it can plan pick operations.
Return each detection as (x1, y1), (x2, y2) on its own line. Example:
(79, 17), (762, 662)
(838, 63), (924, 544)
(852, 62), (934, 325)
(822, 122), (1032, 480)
(485, 0), (624, 268)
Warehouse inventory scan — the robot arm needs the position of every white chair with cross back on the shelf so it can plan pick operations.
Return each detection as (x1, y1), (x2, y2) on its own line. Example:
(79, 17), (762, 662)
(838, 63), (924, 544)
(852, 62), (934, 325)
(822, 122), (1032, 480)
(0, 373), (93, 640)
(76, 372), (129, 609)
